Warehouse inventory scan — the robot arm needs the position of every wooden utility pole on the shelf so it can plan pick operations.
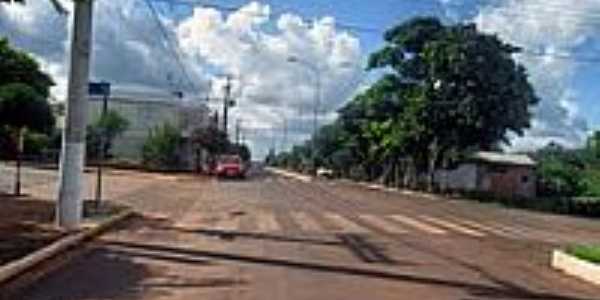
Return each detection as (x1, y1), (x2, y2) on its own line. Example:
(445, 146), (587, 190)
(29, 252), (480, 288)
(222, 75), (232, 135)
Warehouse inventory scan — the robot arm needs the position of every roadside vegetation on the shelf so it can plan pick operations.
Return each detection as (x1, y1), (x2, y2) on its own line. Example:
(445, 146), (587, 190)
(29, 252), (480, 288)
(272, 17), (538, 188)
(270, 16), (600, 217)
(142, 122), (251, 171)
(86, 109), (130, 161)
(567, 245), (600, 264)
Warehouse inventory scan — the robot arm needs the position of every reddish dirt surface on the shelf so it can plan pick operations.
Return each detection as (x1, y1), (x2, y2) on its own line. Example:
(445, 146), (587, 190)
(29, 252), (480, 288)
(3, 168), (600, 300)
(0, 194), (64, 265)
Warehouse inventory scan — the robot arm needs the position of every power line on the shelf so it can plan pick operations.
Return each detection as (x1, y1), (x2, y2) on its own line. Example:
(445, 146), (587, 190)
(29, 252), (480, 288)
(143, 0), (200, 94)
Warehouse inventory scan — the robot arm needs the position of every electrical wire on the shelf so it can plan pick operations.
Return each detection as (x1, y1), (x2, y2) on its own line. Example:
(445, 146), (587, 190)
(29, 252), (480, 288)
(143, 0), (201, 94)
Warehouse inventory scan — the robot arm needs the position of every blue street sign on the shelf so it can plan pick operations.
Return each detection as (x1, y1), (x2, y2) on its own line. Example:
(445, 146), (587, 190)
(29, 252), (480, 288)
(88, 81), (111, 96)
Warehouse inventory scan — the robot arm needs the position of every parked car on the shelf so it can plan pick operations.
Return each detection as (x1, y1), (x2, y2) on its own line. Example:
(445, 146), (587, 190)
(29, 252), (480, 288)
(316, 167), (334, 179)
(215, 154), (246, 178)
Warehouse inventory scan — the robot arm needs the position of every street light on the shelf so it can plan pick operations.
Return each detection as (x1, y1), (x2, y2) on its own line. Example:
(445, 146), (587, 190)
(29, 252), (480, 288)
(287, 56), (321, 174)
(287, 55), (354, 173)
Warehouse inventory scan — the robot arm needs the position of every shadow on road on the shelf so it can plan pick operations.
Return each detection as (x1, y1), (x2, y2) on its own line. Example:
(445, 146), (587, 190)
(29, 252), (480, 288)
(167, 226), (396, 265)
(99, 239), (594, 300)
(172, 227), (343, 246)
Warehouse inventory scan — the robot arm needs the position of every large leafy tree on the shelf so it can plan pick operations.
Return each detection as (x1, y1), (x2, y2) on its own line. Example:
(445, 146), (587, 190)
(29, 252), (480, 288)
(191, 126), (230, 156)
(0, 83), (55, 135)
(0, 83), (55, 195)
(0, 39), (54, 98)
(367, 17), (539, 190)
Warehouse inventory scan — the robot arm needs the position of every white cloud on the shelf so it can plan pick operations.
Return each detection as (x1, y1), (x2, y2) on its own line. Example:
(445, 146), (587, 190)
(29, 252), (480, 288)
(176, 1), (363, 155)
(1, 1), (364, 158)
(474, 0), (600, 150)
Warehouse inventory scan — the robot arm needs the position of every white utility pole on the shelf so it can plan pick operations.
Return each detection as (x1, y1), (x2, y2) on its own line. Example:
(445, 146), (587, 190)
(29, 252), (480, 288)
(56, 0), (94, 229)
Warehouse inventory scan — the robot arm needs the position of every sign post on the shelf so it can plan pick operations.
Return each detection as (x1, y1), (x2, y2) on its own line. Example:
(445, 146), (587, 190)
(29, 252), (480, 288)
(88, 81), (111, 210)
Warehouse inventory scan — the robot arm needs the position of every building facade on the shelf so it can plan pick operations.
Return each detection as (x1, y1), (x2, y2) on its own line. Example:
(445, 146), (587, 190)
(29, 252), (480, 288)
(435, 151), (537, 199)
(88, 95), (211, 165)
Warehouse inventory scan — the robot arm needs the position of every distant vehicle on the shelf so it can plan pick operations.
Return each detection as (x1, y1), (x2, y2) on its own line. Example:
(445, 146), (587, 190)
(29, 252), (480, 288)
(215, 154), (246, 178)
(316, 167), (334, 179)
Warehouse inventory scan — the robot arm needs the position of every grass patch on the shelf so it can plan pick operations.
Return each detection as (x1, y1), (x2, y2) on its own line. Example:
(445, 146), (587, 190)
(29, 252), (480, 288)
(566, 245), (600, 264)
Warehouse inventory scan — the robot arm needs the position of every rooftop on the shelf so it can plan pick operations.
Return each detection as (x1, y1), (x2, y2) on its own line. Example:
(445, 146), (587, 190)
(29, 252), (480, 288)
(470, 151), (536, 167)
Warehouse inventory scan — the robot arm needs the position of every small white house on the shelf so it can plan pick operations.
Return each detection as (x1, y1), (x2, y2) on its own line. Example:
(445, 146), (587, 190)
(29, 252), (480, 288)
(435, 151), (537, 199)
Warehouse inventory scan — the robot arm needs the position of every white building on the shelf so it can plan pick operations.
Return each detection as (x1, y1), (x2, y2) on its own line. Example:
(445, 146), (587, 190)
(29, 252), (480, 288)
(88, 94), (211, 163)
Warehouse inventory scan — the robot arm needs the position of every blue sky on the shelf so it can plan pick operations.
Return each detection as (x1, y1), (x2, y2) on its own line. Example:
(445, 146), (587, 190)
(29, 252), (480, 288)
(155, 0), (600, 140)
(1, 0), (599, 158)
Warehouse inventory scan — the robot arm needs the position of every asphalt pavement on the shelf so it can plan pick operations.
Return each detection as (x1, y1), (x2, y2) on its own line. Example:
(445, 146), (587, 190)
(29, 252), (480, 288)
(7, 168), (600, 300)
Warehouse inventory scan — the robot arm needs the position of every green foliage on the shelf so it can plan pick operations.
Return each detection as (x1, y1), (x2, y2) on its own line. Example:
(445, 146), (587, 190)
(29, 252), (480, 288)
(366, 18), (538, 189)
(191, 126), (230, 155)
(229, 143), (251, 162)
(580, 170), (600, 198)
(87, 110), (130, 159)
(535, 140), (600, 198)
(282, 16), (538, 188)
(567, 245), (600, 264)
(0, 83), (55, 134)
(0, 38), (54, 98)
(23, 132), (51, 156)
(536, 155), (585, 197)
(141, 123), (182, 170)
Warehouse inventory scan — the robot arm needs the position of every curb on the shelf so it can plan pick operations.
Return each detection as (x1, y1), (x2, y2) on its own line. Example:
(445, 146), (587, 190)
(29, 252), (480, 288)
(0, 209), (134, 285)
(266, 167), (313, 182)
(347, 180), (442, 200)
(551, 249), (600, 286)
(267, 167), (442, 201)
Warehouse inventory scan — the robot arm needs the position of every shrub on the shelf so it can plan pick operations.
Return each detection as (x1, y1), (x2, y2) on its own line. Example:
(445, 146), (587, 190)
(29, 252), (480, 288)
(141, 123), (182, 170)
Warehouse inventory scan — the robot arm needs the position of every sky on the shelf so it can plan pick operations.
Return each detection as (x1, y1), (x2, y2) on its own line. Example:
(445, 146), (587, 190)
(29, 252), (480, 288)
(1, 0), (599, 159)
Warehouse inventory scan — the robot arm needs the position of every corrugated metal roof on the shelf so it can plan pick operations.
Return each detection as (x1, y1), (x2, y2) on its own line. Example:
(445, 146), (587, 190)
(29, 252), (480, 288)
(471, 151), (536, 166)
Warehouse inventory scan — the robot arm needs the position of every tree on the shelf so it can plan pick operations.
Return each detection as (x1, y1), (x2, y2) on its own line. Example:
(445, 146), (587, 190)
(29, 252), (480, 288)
(229, 143), (251, 162)
(265, 148), (277, 166)
(586, 131), (600, 163)
(191, 126), (230, 156)
(141, 123), (182, 170)
(367, 17), (539, 190)
(0, 39), (54, 98)
(0, 83), (55, 195)
(536, 144), (586, 197)
(87, 110), (129, 159)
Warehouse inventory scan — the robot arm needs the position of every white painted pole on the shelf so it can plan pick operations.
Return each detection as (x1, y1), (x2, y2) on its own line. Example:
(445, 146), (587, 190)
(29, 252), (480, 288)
(56, 0), (94, 230)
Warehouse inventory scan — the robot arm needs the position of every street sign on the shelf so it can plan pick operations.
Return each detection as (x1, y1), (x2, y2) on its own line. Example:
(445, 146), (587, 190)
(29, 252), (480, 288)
(88, 81), (111, 96)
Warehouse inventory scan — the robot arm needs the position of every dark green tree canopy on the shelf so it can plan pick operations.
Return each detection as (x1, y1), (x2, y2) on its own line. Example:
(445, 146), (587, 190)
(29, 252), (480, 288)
(368, 17), (538, 151)
(0, 38), (54, 98)
(0, 83), (55, 134)
(278, 16), (540, 187)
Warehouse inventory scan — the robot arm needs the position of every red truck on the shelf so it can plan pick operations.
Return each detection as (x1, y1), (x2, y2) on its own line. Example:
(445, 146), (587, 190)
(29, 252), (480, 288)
(215, 154), (246, 178)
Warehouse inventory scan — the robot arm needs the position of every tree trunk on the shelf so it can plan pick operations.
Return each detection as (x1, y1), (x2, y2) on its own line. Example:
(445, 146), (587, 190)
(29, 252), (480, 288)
(14, 128), (24, 196)
(426, 138), (440, 193)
